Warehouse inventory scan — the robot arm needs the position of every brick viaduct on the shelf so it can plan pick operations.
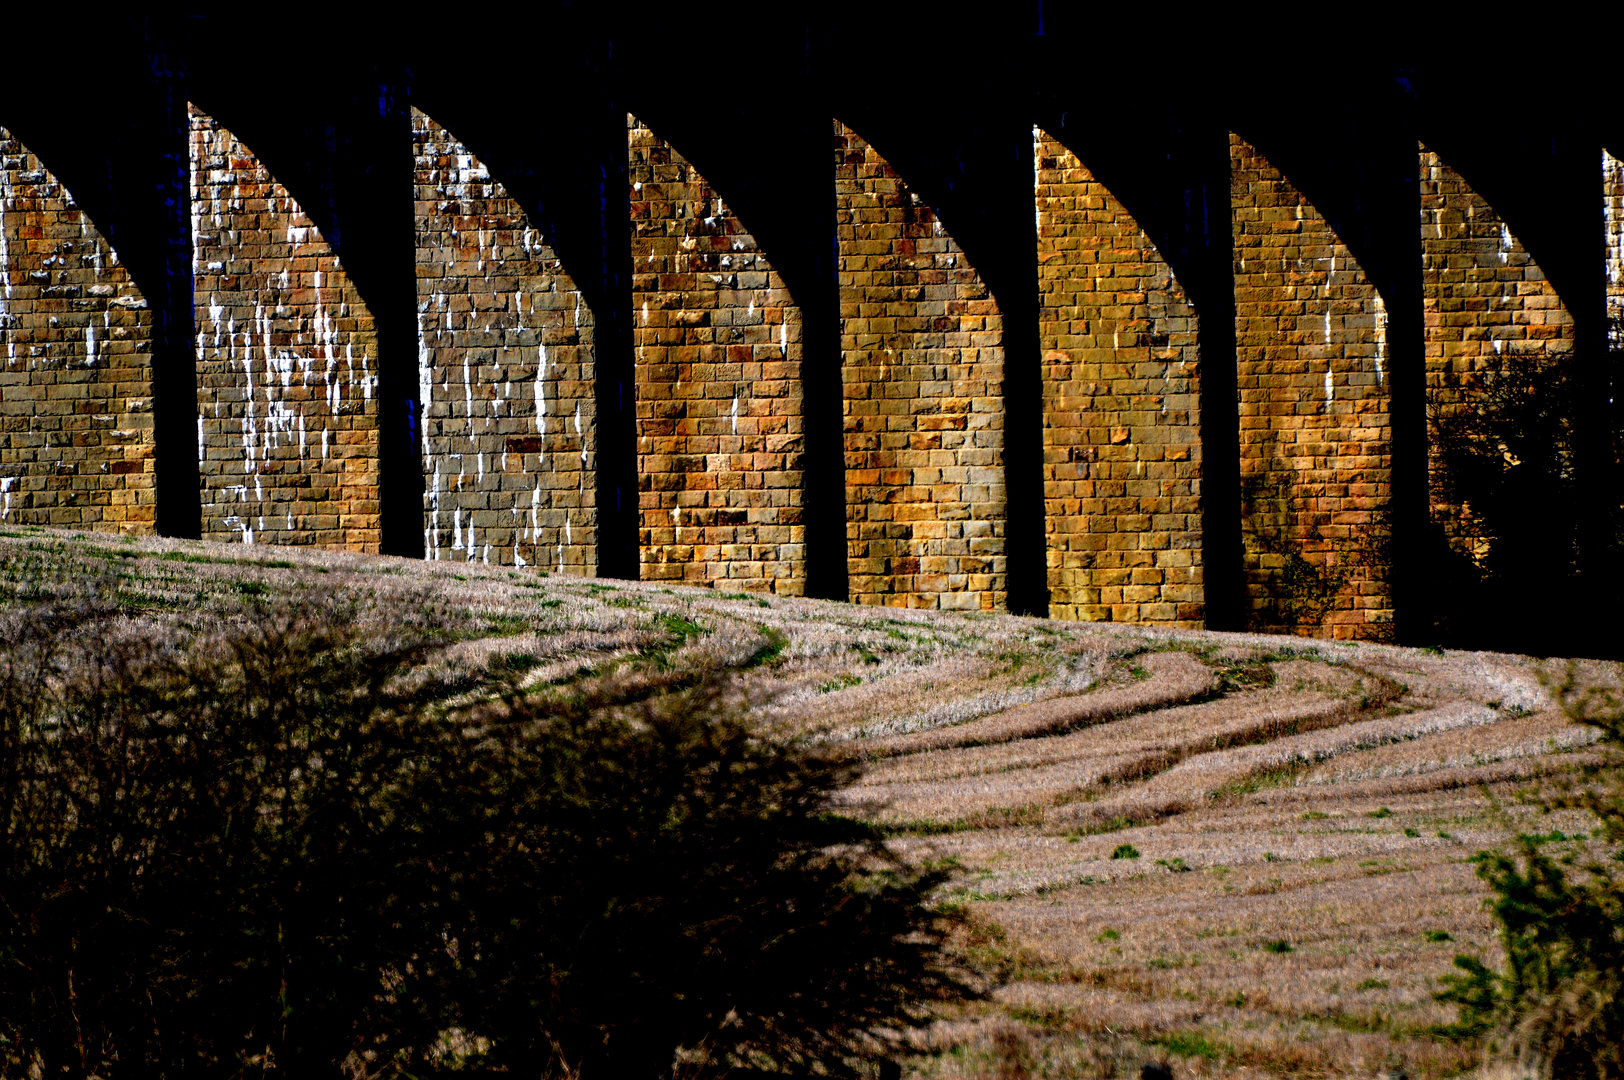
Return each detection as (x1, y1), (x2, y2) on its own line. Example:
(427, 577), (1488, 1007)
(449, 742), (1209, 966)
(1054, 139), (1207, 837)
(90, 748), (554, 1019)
(1, 14), (1619, 645)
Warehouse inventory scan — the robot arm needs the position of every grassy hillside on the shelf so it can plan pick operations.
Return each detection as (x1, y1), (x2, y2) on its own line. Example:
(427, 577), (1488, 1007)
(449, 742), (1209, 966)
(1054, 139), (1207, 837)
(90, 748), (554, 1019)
(0, 524), (1610, 1078)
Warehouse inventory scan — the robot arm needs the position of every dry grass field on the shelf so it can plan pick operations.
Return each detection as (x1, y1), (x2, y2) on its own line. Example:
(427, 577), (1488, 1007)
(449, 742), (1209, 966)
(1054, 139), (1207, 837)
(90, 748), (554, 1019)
(2, 523), (1615, 1079)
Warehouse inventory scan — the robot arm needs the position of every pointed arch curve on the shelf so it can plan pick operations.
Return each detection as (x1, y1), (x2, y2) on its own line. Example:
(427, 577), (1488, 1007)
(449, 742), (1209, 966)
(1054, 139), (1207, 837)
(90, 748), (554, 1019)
(1034, 127), (1202, 628)
(834, 119), (1005, 612)
(629, 114), (807, 596)
(1230, 134), (1392, 640)
(413, 108), (596, 574)
(189, 104), (380, 551)
(0, 124), (155, 532)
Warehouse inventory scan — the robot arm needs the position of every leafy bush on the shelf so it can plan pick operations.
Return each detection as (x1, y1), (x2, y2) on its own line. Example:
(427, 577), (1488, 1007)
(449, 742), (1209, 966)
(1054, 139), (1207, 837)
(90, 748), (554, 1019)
(1438, 665), (1624, 1079)
(1426, 325), (1624, 657)
(0, 588), (972, 1077)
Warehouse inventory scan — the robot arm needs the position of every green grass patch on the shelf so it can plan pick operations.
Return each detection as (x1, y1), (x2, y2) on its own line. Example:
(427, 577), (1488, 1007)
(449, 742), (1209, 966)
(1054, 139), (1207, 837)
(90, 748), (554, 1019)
(1111, 843), (1140, 860)
(657, 613), (705, 641)
(1146, 1032), (1230, 1060)
(743, 626), (788, 669)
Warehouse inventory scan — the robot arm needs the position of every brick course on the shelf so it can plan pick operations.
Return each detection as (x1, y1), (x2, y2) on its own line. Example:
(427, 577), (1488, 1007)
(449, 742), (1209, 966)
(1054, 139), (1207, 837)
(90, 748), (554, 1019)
(629, 115), (805, 595)
(1420, 146), (1575, 564)
(415, 109), (596, 574)
(0, 126), (155, 532)
(835, 121), (1005, 611)
(190, 105), (379, 550)
(1231, 134), (1391, 639)
(1035, 129), (1202, 627)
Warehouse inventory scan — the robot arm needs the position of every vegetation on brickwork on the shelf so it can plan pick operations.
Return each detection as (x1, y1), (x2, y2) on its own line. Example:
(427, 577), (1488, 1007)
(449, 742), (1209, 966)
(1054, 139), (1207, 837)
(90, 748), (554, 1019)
(1240, 467), (1391, 637)
(0, 582), (972, 1078)
(1428, 325), (1624, 657)
(1439, 663), (1624, 1079)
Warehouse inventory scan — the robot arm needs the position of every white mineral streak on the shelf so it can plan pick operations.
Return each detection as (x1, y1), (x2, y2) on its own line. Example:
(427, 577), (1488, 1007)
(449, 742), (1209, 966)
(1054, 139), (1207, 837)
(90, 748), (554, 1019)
(0, 168), (12, 304)
(429, 464), (442, 559)
(417, 310), (433, 455)
(1373, 291), (1387, 384)
(1032, 126), (1044, 230)
(535, 343), (548, 435)
(1322, 307), (1333, 403)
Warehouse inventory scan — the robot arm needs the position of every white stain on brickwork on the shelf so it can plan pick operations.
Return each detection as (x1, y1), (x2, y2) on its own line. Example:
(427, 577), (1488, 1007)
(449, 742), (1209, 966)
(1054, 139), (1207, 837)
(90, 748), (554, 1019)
(0, 176), (11, 303)
(1373, 291), (1387, 384)
(412, 108), (594, 572)
(190, 105), (374, 548)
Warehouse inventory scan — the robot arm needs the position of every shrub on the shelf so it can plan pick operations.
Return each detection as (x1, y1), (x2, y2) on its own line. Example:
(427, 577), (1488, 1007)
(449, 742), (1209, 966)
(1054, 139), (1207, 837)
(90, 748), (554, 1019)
(1438, 664), (1624, 1079)
(1425, 324), (1624, 657)
(0, 587), (973, 1077)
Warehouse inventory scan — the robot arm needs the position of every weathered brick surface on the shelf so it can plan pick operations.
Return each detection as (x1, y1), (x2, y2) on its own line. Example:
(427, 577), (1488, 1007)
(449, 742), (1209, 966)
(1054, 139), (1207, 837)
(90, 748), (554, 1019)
(415, 110), (596, 574)
(1606, 150), (1624, 335)
(1231, 135), (1391, 639)
(1035, 129), (1202, 627)
(190, 105), (379, 550)
(0, 126), (155, 531)
(629, 115), (805, 595)
(1421, 147), (1575, 561)
(835, 121), (1005, 612)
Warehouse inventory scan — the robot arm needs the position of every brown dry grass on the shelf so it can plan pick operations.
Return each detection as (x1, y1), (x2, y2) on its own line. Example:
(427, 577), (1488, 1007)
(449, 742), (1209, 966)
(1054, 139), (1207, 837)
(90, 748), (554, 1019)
(1, 523), (1611, 1078)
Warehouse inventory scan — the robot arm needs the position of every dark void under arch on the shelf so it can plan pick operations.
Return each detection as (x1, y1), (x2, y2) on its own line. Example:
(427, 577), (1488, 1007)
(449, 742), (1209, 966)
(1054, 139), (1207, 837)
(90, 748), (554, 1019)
(1034, 97), (1241, 632)
(1230, 117), (1427, 643)
(618, 101), (847, 599)
(181, 50), (422, 556)
(828, 111), (1045, 614)
(405, 57), (636, 579)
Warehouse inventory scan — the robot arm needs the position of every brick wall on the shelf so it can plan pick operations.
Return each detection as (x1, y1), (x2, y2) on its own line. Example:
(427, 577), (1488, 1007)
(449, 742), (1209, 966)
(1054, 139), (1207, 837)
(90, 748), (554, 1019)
(629, 115), (805, 595)
(414, 109), (596, 574)
(835, 120), (1005, 611)
(1420, 146), (1575, 562)
(0, 126), (154, 531)
(1034, 128), (1202, 627)
(1231, 134), (1391, 639)
(190, 105), (380, 550)
(1607, 149), (1624, 336)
